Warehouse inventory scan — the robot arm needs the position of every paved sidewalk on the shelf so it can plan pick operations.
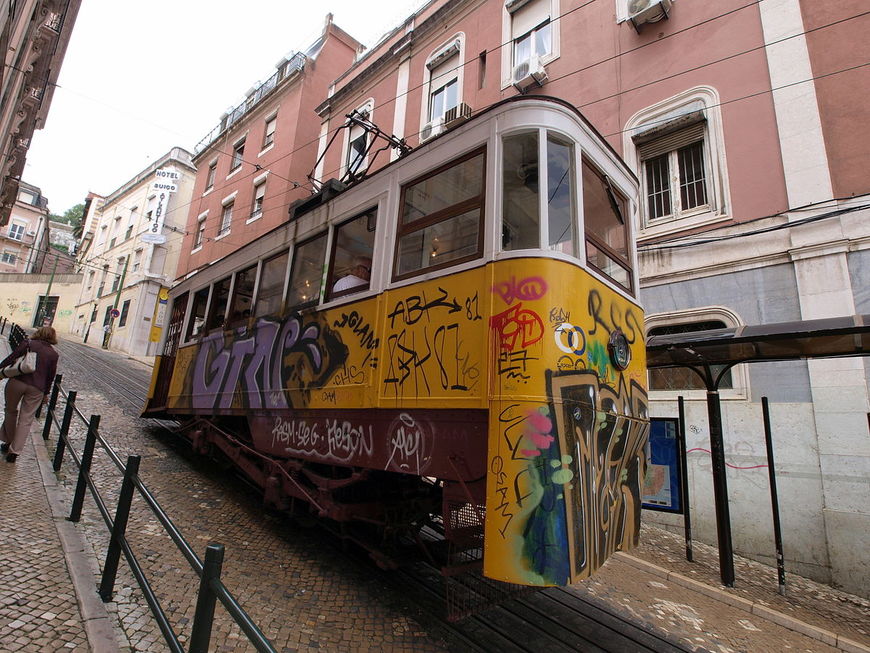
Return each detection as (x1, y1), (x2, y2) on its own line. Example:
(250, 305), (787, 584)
(0, 337), (122, 652)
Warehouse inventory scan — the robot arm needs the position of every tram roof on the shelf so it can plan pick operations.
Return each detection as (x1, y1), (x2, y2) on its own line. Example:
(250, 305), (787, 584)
(646, 314), (870, 368)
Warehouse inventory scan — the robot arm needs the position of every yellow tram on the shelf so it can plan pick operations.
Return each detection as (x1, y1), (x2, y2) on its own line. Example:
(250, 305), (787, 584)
(144, 96), (648, 588)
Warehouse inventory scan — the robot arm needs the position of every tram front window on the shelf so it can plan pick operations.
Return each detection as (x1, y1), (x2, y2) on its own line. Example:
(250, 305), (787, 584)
(503, 131), (539, 250)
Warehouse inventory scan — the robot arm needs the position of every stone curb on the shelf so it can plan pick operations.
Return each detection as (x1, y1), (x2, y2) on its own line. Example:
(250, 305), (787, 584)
(33, 431), (124, 653)
(613, 552), (870, 653)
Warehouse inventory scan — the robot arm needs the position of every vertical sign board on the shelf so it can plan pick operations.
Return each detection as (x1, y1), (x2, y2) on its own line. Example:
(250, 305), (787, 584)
(150, 286), (170, 343)
(143, 168), (178, 244)
(642, 417), (684, 513)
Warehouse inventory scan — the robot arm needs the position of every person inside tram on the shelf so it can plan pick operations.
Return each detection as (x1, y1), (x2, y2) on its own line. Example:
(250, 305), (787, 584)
(332, 256), (372, 293)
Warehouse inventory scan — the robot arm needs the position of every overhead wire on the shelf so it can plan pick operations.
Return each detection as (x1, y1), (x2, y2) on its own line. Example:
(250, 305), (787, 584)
(57, 1), (869, 263)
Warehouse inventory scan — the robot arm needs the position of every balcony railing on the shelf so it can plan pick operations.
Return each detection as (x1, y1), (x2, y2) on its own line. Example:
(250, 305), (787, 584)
(194, 53), (305, 154)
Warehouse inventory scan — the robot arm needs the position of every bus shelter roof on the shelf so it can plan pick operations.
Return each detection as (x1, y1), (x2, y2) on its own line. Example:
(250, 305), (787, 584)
(646, 314), (870, 369)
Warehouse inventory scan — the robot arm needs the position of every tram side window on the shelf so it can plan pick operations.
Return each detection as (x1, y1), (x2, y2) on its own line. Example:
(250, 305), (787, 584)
(287, 233), (327, 308)
(186, 287), (209, 341)
(327, 208), (376, 300)
(254, 250), (288, 318)
(207, 276), (231, 330)
(547, 134), (576, 254)
(395, 148), (485, 279)
(227, 264), (256, 327)
(582, 159), (632, 293)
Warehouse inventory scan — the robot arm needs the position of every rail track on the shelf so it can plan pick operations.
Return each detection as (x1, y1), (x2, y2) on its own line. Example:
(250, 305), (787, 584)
(52, 338), (697, 652)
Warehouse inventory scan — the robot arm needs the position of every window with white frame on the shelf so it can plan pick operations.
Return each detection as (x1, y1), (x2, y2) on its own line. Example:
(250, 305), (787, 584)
(645, 307), (746, 397)
(502, 0), (559, 86)
(8, 222), (25, 240)
(86, 270), (95, 289)
(250, 180), (266, 220)
(1, 250), (16, 264)
(193, 211), (207, 249)
(263, 115), (277, 149)
(132, 249), (143, 272)
(625, 87), (729, 234)
(230, 139), (245, 172)
(126, 207), (138, 240)
(426, 38), (462, 123)
(345, 102), (372, 178)
(219, 202), (233, 235)
(205, 162), (217, 191)
(97, 225), (108, 245)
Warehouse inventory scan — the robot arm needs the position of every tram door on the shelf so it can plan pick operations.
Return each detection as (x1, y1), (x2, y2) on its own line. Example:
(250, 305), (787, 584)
(149, 293), (187, 410)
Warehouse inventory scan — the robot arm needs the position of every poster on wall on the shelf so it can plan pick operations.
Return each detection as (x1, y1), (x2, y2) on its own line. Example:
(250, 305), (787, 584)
(642, 417), (683, 513)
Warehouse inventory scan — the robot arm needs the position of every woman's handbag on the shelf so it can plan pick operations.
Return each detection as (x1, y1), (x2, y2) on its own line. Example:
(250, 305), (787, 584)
(0, 345), (37, 379)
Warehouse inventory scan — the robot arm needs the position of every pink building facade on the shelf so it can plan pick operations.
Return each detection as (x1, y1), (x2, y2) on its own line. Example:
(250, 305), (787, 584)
(177, 1), (870, 596)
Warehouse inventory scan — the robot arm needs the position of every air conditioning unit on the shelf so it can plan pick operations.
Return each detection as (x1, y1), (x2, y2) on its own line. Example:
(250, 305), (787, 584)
(444, 102), (472, 126)
(512, 55), (548, 93)
(628, 0), (672, 31)
(420, 116), (445, 142)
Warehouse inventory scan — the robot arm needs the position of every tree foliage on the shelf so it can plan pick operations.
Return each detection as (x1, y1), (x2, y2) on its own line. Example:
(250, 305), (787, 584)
(50, 203), (84, 227)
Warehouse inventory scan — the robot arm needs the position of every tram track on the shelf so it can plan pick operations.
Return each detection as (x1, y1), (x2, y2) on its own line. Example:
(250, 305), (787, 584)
(54, 338), (696, 652)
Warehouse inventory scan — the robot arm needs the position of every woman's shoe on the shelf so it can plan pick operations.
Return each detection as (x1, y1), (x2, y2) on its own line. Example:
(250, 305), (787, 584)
(0, 442), (8, 453)
(5, 453), (17, 463)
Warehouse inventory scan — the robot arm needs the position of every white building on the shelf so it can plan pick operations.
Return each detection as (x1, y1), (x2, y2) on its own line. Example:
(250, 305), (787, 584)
(72, 147), (195, 356)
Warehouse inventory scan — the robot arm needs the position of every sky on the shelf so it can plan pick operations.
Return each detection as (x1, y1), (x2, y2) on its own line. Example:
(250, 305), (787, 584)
(25, 0), (426, 215)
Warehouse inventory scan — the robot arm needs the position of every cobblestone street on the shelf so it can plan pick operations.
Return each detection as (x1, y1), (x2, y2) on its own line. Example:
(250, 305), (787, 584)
(1, 335), (868, 652)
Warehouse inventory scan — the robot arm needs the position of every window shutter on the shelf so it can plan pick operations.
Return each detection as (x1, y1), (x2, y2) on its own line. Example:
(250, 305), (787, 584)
(429, 53), (459, 88)
(636, 121), (706, 160)
(511, 0), (549, 39)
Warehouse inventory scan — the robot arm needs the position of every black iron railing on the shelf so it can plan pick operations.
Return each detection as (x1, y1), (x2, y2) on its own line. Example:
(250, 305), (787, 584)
(0, 320), (276, 652)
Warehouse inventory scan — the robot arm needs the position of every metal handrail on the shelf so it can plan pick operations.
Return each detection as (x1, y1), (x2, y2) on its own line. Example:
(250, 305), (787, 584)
(5, 319), (278, 653)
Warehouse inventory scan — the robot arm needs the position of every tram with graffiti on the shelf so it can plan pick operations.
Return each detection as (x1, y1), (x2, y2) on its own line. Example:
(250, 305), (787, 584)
(144, 96), (648, 589)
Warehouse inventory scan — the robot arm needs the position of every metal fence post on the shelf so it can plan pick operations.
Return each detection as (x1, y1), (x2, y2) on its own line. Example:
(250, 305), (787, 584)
(189, 543), (225, 653)
(40, 374), (63, 438)
(100, 455), (141, 601)
(69, 414), (100, 523)
(53, 391), (77, 471)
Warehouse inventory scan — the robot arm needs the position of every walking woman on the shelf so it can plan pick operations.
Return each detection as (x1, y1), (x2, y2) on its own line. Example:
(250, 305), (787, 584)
(0, 326), (59, 463)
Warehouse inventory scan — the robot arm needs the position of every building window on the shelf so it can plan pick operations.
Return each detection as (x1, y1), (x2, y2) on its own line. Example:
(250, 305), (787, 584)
(263, 115), (277, 148)
(327, 208), (377, 300)
(8, 223), (25, 241)
(193, 211), (207, 249)
(625, 87), (729, 235)
(118, 300), (131, 328)
(347, 131), (367, 176)
(132, 249), (142, 272)
(254, 250), (289, 318)
(86, 270), (95, 289)
(637, 121), (708, 222)
(645, 308), (747, 398)
(287, 234), (327, 308)
(97, 225), (108, 246)
(230, 139), (245, 172)
(583, 159), (632, 293)
(219, 202), (233, 236)
(502, 0), (559, 87)
(395, 148), (485, 279)
(205, 162), (217, 191)
(250, 181), (266, 220)
(1, 251), (16, 264)
(425, 38), (462, 123)
(17, 190), (37, 205)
